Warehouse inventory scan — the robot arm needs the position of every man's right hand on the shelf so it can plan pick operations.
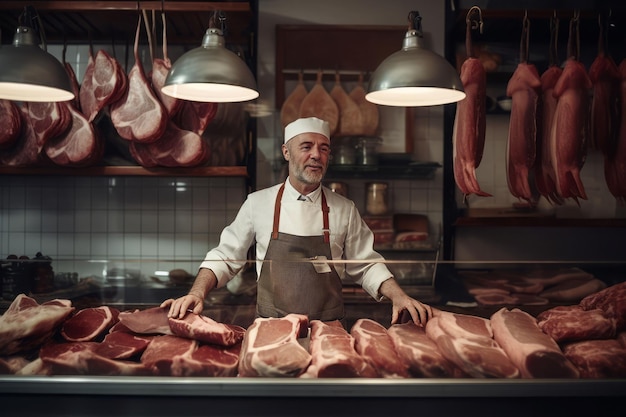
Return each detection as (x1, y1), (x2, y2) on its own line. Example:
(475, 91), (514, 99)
(160, 293), (204, 319)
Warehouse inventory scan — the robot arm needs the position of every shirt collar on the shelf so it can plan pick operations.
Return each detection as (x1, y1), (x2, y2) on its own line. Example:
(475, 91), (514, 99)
(284, 178), (322, 203)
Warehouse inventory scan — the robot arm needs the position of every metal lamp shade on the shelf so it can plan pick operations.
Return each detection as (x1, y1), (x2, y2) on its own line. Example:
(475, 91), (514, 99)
(366, 30), (465, 107)
(0, 26), (74, 102)
(162, 28), (259, 103)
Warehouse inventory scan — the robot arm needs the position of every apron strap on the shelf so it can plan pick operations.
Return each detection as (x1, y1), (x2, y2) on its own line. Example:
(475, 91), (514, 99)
(272, 182), (330, 243)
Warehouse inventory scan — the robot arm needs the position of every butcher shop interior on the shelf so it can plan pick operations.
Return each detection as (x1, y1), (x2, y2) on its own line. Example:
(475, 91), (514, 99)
(0, 0), (625, 416)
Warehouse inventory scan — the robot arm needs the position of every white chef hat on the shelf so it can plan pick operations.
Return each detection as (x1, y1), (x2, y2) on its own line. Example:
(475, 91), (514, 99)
(284, 117), (330, 143)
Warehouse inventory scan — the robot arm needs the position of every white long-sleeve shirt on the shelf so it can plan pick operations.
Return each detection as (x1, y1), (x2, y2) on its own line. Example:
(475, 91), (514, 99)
(199, 178), (392, 301)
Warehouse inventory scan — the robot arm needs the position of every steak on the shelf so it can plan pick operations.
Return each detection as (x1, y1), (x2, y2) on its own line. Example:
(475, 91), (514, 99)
(140, 334), (197, 376)
(425, 311), (520, 378)
(490, 308), (579, 378)
(61, 306), (118, 342)
(0, 294), (74, 355)
(238, 314), (311, 377)
(168, 312), (245, 346)
(388, 322), (461, 378)
(94, 331), (153, 360)
(537, 305), (616, 343)
(171, 343), (241, 377)
(562, 339), (626, 378)
(580, 281), (626, 330)
(117, 307), (173, 335)
(79, 48), (127, 123)
(350, 318), (409, 378)
(303, 320), (377, 378)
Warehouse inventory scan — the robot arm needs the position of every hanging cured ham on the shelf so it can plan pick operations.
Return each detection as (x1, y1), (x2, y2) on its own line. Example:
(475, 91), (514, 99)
(505, 14), (541, 203)
(536, 14), (563, 205)
(280, 71), (307, 129)
(549, 13), (591, 203)
(0, 100), (21, 150)
(329, 71), (362, 136)
(349, 73), (379, 136)
(299, 70), (339, 135)
(110, 13), (168, 143)
(453, 7), (491, 200)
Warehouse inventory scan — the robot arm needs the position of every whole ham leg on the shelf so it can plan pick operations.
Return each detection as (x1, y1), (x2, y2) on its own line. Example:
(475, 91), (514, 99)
(452, 8), (491, 200)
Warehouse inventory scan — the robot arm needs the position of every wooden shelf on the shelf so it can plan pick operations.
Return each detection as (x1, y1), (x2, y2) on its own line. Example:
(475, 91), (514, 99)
(0, 165), (248, 177)
(454, 216), (626, 228)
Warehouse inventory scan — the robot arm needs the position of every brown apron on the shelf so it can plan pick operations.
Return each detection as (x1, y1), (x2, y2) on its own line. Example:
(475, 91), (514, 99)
(256, 183), (345, 321)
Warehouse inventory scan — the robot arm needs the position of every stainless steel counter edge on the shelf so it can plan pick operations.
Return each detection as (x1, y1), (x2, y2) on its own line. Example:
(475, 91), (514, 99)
(1, 376), (624, 397)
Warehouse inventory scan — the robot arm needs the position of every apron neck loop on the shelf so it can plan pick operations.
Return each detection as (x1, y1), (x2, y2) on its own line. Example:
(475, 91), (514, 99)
(272, 182), (331, 243)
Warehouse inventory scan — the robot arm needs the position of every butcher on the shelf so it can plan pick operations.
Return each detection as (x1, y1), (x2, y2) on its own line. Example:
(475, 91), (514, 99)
(162, 117), (433, 325)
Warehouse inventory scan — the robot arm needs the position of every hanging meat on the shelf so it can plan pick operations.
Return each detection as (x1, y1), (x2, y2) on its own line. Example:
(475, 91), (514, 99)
(603, 59), (626, 203)
(0, 100), (21, 151)
(280, 71), (307, 129)
(148, 10), (182, 117)
(110, 13), (168, 143)
(329, 71), (362, 136)
(549, 12), (591, 203)
(536, 14), (564, 205)
(505, 14), (541, 204)
(453, 7), (491, 200)
(174, 100), (218, 136)
(79, 46), (127, 123)
(588, 11), (620, 156)
(349, 73), (379, 136)
(299, 70), (339, 135)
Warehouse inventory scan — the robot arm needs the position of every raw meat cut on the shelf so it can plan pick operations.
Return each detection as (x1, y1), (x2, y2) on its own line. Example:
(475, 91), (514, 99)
(0, 356), (30, 375)
(94, 331), (153, 360)
(0, 105), (40, 166)
(174, 100), (218, 136)
(79, 48), (127, 123)
(299, 70), (339, 135)
(117, 307), (173, 335)
(44, 102), (104, 167)
(0, 294), (74, 355)
(329, 72), (362, 136)
(168, 312), (245, 346)
(61, 306), (118, 342)
(41, 341), (152, 376)
(604, 59), (626, 203)
(425, 311), (519, 378)
(171, 343), (241, 377)
(303, 320), (377, 378)
(388, 322), (460, 378)
(281, 71), (307, 129)
(562, 339), (626, 378)
(0, 99), (21, 150)
(537, 305), (615, 343)
(539, 278), (606, 302)
(453, 16), (489, 199)
(129, 121), (209, 167)
(580, 281), (626, 330)
(238, 314), (311, 377)
(490, 308), (579, 378)
(27, 101), (72, 153)
(350, 318), (409, 378)
(140, 334), (197, 376)
(110, 14), (167, 143)
(349, 73), (379, 136)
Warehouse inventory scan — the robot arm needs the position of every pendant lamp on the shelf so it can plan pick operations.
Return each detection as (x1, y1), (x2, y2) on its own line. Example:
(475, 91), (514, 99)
(0, 7), (74, 102)
(162, 11), (259, 103)
(366, 11), (465, 107)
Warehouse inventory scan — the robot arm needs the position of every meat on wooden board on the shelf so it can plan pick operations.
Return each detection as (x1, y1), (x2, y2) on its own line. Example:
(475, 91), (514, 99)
(329, 72), (362, 137)
(299, 70), (339, 135)
(348, 73), (379, 136)
(280, 71), (308, 129)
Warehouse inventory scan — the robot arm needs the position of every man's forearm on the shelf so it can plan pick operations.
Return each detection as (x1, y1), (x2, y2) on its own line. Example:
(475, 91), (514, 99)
(378, 277), (404, 301)
(188, 268), (218, 300)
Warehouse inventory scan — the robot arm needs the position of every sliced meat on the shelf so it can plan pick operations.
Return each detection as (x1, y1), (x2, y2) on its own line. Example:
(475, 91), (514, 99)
(168, 312), (245, 346)
(171, 343), (241, 377)
(329, 72), (362, 136)
(61, 306), (118, 342)
(350, 318), (409, 378)
(303, 320), (377, 378)
(425, 311), (519, 378)
(79, 48), (127, 123)
(491, 308), (579, 378)
(110, 14), (168, 143)
(280, 71), (307, 129)
(299, 70), (339, 135)
(174, 100), (218, 136)
(140, 334), (197, 376)
(388, 322), (461, 378)
(537, 305), (616, 343)
(580, 281), (626, 330)
(238, 314), (311, 377)
(0, 294), (74, 356)
(562, 339), (626, 378)
(117, 307), (173, 335)
(26, 101), (72, 153)
(0, 99), (22, 150)
(349, 73), (379, 136)
(94, 331), (153, 360)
